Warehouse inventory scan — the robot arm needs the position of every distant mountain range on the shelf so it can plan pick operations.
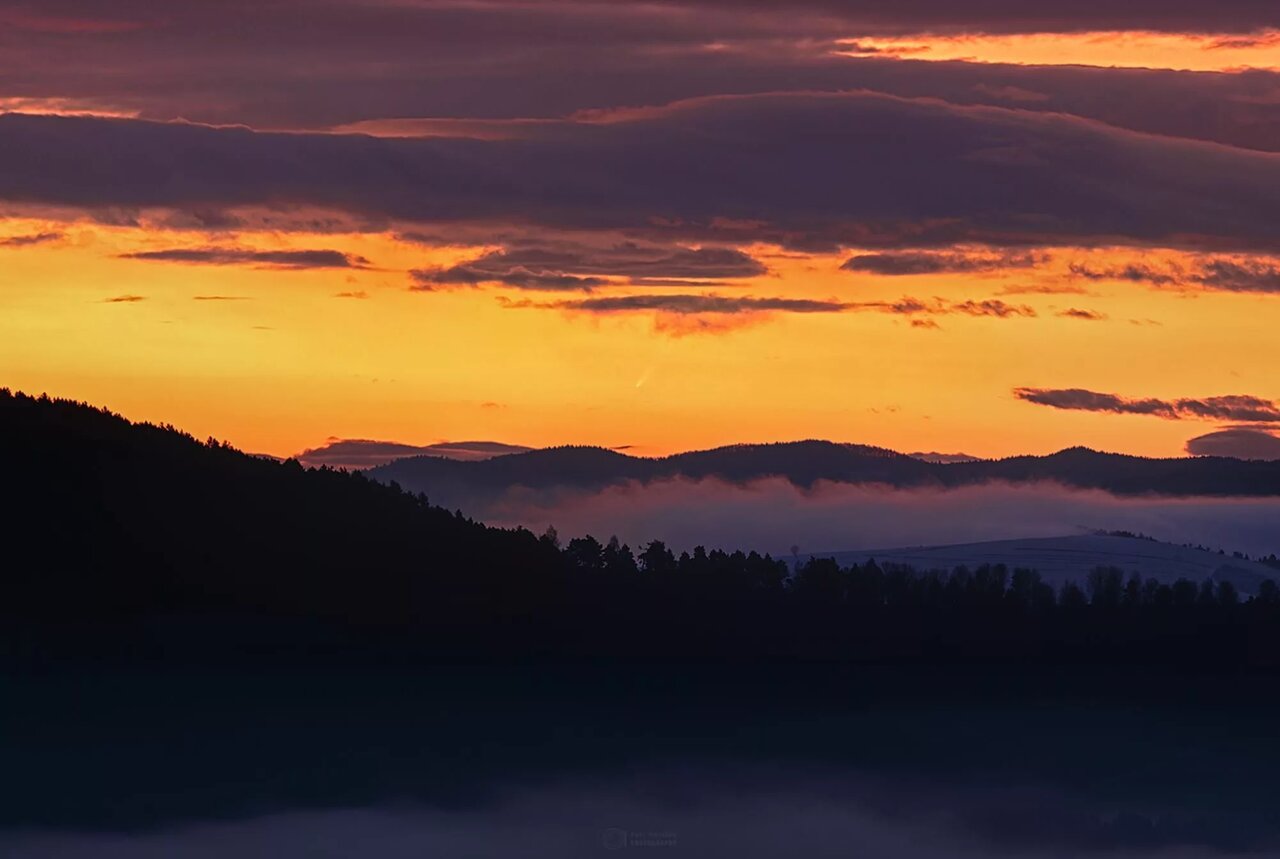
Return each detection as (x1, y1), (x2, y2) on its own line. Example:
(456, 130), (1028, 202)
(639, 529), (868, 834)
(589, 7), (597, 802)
(295, 438), (533, 469)
(369, 440), (1280, 507)
(9, 390), (1280, 672)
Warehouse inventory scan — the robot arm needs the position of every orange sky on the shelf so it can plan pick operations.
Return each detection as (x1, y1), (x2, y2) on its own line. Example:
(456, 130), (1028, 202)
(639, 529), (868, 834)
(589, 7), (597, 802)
(3, 218), (1274, 459)
(5, 11), (1280, 462)
(842, 30), (1280, 72)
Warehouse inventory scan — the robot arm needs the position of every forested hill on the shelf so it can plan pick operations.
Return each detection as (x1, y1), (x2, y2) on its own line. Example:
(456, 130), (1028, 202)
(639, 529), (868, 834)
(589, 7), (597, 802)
(9, 389), (1280, 671)
(369, 440), (1280, 510)
(0, 389), (559, 636)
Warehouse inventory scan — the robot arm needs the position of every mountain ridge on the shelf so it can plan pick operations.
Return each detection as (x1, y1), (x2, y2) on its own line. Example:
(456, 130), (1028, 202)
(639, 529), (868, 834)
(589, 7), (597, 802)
(369, 440), (1280, 507)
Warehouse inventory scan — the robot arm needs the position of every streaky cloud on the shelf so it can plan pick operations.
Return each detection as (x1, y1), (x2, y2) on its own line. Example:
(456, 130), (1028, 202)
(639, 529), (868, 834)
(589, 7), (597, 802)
(8, 94), (1280, 253)
(1015, 387), (1280, 422)
(842, 249), (1043, 275)
(0, 230), (63, 247)
(120, 247), (370, 269)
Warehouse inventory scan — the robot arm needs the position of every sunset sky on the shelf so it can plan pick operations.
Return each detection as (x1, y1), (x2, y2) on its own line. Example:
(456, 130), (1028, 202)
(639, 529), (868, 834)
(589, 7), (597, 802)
(4, 0), (1280, 460)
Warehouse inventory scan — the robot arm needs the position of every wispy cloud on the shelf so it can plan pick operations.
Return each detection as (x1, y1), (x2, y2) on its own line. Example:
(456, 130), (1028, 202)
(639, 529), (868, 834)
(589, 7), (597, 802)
(1015, 387), (1280, 422)
(120, 248), (370, 269)
(513, 293), (1036, 321)
(1071, 257), (1280, 294)
(0, 231), (63, 248)
(540, 294), (850, 314)
(842, 250), (1043, 276)
(411, 242), (764, 292)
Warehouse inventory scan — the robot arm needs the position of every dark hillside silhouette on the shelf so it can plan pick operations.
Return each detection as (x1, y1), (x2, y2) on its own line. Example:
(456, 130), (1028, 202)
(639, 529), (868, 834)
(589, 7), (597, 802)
(6, 388), (1280, 670)
(0, 389), (562, 657)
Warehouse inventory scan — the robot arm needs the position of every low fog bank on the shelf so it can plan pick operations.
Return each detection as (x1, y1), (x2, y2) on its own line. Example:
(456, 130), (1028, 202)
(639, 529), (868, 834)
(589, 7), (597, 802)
(4, 767), (1271, 859)
(478, 479), (1280, 558)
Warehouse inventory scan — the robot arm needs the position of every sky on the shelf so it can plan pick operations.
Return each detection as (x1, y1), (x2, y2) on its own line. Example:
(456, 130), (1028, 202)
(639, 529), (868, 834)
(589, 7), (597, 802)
(4, 1), (1280, 459)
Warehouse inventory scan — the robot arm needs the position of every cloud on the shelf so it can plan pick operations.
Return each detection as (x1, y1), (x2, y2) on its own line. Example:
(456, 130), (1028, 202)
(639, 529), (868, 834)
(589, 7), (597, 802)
(542, 294), (851, 315)
(1056, 308), (1106, 320)
(842, 250), (1042, 276)
(600, 1), (1280, 35)
(9, 92), (1280, 252)
(12, 0), (1280, 167)
(1195, 259), (1280, 293)
(102, 294), (145, 302)
(296, 438), (532, 470)
(1069, 262), (1184, 286)
(119, 247), (370, 269)
(1071, 257), (1280, 294)
(1014, 388), (1280, 422)
(334, 290), (367, 299)
(519, 293), (1036, 327)
(413, 267), (607, 292)
(192, 295), (250, 301)
(0, 230), (63, 247)
(947, 299), (1034, 318)
(1186, 428), (1280, 460)
(410, 241), (766, 292)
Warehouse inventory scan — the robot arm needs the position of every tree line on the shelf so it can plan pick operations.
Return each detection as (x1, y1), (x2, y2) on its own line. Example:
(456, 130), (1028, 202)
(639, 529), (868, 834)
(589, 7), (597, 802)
(4, 387), (1280, 669)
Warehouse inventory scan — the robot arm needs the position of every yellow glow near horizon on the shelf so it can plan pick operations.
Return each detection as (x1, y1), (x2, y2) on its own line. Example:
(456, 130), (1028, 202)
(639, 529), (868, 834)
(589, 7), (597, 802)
(2, 219), (1278, 461)
(841, 31), (1280, 73)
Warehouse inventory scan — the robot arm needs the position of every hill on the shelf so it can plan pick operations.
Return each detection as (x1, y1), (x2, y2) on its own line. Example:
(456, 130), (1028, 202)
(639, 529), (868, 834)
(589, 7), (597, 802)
(8, 389), (1280, 671)
(803, 534), (1280, 597)
(0, 389), (560, 650)
(370, 440), (1280, 509)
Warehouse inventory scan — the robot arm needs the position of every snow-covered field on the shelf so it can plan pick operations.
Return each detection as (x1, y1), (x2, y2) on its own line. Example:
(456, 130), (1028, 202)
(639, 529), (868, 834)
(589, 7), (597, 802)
(805, 534), (1280, 595)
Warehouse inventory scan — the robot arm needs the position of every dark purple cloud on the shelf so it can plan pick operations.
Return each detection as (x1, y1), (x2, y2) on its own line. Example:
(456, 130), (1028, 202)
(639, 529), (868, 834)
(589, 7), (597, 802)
(102, 294), (145, 303)
(1196, 259), (1280, 293)
(9, 94), (1280, 253)
(842, 250), (1043, 275)
(543, 294), (851, 315)
(947, 299), (1035, 318)
(1186, 428), (1280, 460)
(413, 267), (608, 292)
(0, 230), (63, 247)
(119, 247), (369, 269)
(525, 293), (1035, 321)
(1057, 308), (1107, 320)
(410, 242), (763, 291)
(596, 1), (1280, 34)
(1071, 258), (1280, 293)
(9, 0), (1280, 167)
(1070, 262), (1184, 286)
(1015, 388), (1280, 422)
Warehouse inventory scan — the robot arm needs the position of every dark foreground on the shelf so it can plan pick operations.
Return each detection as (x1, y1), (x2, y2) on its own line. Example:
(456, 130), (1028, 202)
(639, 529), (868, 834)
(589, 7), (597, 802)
(4, 664), (1280, 858)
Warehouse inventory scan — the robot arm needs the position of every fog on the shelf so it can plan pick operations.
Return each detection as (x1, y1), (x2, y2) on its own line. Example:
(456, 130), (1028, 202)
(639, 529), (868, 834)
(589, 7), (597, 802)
(3, 767), (1268, 859)
(478, 478), (1280, 558)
